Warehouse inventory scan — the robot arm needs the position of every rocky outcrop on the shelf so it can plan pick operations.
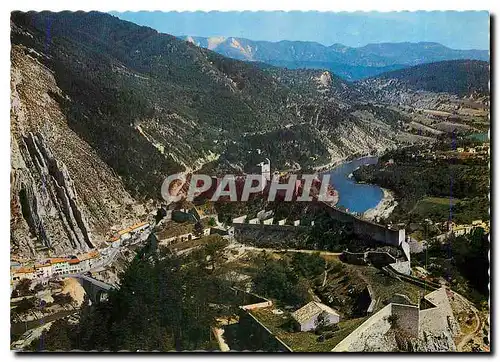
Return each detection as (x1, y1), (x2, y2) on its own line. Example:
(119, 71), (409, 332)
(15, 132), (93, 252)
(11, 44), (141, 258)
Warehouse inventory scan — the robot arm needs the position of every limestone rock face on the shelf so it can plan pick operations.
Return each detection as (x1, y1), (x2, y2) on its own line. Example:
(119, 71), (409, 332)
(12, 132), (93, 254)
(11, 44), (139, 258)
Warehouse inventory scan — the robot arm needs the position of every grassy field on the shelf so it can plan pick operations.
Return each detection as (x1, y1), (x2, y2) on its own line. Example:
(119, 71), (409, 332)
(409, 197), (456, 224)
(409, 196), (488, 225)
(250, 308), (367, 352)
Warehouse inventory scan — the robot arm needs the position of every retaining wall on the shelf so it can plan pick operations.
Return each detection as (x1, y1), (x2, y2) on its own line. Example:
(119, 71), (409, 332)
(365, 251), (396, 266)
(340, 251), (367, 265)
(233, 203), (405, 248)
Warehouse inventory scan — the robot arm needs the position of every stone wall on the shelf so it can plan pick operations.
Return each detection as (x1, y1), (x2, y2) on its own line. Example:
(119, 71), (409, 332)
(341, 251), (397, 268)
(365, 251), (396, 266)
(401, 240), (411, 261)
(389, 260), (411, 275)
(332, 304), (396, 352)
(332, 288), (458, 352)
(340, 251), (367, 265)
(233, 223), (307, 248)
(325, 205), (405, 246)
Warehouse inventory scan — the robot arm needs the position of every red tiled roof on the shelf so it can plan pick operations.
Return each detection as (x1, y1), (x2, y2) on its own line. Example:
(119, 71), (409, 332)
(49, 258), (69, 265)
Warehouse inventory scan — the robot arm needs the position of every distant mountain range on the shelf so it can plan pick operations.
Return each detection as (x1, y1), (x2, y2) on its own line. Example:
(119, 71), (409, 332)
(183, 36), (489, 80)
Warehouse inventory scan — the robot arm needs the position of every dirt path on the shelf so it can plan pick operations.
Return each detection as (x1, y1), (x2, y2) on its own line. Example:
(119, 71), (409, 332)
(451, 290), (483, 351)
(240, 246), (342, 257)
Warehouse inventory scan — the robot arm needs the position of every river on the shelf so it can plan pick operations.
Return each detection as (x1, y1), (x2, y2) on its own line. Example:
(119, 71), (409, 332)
(324, 156), (383, 214)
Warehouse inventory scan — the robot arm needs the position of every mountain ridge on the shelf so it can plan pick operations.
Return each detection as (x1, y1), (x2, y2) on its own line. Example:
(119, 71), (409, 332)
(363, 59), (490, 97)
(182, 36), (489, 80)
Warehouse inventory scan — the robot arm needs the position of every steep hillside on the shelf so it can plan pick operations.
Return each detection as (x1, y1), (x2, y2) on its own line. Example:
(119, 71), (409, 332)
(370, 60), (490, 96)
(184, 36), (489, 80)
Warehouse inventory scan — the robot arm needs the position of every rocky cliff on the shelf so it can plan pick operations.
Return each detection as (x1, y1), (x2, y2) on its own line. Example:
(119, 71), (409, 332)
(11, 43), (141, 258)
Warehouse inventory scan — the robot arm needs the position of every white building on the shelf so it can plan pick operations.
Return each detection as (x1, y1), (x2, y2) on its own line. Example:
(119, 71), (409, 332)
(67, 259), (84, 274)
(34, 263), (52, 279)
(291, 301), (340, 332)
(50, 259), (71, 275)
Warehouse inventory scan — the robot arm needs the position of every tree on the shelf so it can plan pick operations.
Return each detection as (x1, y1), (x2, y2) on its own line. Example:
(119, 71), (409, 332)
(203, 237), (229, 272)
(14, 279), (32, 297)
(52, 293), (74, 306)
(32, 249), (227, 351)
(15, 298), (35, 314)
(291, 252), (325, 278)
(315, 312), (327, 333)
(28, 319), (76, 351)
(253, 259), (308, 306)
(193, 221), (204, 237)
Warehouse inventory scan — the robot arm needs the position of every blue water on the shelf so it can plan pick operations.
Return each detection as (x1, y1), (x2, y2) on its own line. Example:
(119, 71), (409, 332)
(324, 156), (383, 214)
(467, 132), (489, 142)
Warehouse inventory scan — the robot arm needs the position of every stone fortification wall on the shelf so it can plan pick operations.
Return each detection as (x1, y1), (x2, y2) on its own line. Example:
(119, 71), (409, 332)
(325, 206), (405, 246)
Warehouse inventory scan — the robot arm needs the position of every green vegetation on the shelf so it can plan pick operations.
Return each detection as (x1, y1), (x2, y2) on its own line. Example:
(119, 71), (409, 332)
(353, 143), (489, 225)
(248, 252), (326, 307)
(416, 228), (489, 304)
(291, 253), (326, 279)
(253, 258), (311, 307)
(250, 308), (367, 352)
(28, 243), (238, 351)
(409, 196), (489, 226)
(14, 298), (35, 314)
(11, 10), (348, 197)
(376, 60), (490, 96)
(11, 278), (32, 298)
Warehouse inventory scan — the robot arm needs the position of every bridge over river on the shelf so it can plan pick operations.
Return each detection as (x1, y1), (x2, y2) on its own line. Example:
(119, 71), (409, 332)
(65, 274), (117, 304)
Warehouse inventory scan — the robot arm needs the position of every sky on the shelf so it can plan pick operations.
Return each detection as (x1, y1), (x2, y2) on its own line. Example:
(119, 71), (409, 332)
(110, 11), (489, 50)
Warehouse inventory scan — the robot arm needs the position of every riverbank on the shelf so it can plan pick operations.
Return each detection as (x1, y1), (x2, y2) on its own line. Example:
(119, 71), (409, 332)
(362, 188), (397, 221)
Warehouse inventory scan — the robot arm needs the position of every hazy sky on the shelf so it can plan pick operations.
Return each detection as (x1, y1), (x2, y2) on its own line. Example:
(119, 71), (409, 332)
(110, 11), (489, 50)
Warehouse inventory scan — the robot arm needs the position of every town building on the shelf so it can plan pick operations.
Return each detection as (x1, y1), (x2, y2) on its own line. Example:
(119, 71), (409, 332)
(50, 258), (71, 275)
(11, 267), (36, 282)
(34, 263), (52, 278)
(67, 258), (83, 274)
(108, 221), (150, 243)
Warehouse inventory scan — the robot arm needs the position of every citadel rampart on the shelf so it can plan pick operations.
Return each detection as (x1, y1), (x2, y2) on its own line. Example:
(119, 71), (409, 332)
(233, 223), (308, 248)
(233, 204), (405, 248)
(325, 206), (405, 246)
